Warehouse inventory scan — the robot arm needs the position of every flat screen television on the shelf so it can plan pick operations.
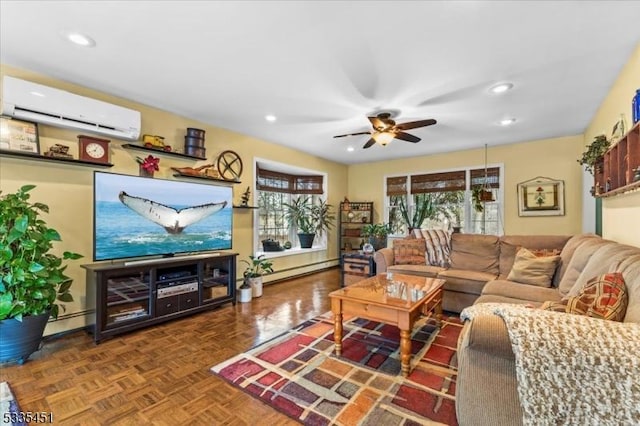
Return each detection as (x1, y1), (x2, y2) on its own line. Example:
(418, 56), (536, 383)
(93, 171), (233, 262)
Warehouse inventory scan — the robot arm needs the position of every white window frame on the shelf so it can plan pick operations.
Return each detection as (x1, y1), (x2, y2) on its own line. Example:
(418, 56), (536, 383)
(254, 158), (329, 258)
(383, 163), (505, 236)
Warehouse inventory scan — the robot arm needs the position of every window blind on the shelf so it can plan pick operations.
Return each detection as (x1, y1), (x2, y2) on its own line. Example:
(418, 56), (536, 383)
(410, 171), (466, 193)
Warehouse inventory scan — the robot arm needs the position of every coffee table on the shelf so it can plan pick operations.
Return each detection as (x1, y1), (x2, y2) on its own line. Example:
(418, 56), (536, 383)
(329, 273), (445, 377)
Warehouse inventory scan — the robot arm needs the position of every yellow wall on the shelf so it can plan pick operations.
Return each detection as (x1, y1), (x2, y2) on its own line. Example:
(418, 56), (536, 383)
(348, 135), (584, 236)
(0, 64), (348, 335)
(584, 43), (640, 246)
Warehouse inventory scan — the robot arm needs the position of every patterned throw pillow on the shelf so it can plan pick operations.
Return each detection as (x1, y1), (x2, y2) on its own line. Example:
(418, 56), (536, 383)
(565, 272), (628, 321)
(392, 239), (426, 265)
(415, 229), (451, 267)
(507, 248), (560, 287)
(529, 248), (562, 257)
(541, 272), (628, 322)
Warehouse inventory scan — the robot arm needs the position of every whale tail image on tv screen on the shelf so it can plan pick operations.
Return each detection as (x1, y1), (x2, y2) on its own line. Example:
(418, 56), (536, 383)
(93, 172), (233, 261)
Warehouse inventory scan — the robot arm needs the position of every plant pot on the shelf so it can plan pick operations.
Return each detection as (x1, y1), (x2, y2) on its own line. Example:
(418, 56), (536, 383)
(248, 276), (263, 298)
(298, 233), (316, 249)
(0, 311), (49, 364)
(368, 236), (387, 251)
(238, 287), (252, 303)
(139, 165), (154, 178)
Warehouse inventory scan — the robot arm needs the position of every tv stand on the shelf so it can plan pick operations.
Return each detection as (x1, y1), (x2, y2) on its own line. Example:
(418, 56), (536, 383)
(83, 252), (237, 343)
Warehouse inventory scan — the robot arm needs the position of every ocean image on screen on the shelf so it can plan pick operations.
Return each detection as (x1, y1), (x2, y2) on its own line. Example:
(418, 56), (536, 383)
(94, 172), (233, 261)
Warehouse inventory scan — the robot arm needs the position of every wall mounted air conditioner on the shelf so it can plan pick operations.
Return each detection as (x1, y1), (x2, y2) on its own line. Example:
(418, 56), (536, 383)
(1, 76), (141, 141)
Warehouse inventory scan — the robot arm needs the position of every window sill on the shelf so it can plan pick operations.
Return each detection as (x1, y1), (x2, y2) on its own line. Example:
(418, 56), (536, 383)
(256, 246), (326, 259)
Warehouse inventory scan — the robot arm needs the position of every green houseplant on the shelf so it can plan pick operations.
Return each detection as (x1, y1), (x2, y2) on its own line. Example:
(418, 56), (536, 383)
(241, 254), (274, 298)
(577, 134), (610, 175)
(283, 197), (335, 248)
(0, 185), (82, 363)
(361, 223), (391, 251)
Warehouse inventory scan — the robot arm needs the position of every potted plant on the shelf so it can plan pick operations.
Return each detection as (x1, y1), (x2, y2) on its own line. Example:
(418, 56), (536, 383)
(361, 223), (391, 251)
(577, 134), (610, 175)
(241, 254), (274, 298)
(0, 185), (82, 363)
(283, 197), (335, 248)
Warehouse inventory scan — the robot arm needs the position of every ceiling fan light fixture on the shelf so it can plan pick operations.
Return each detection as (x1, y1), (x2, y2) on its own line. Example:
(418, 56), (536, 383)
(489, 82), (514, 94)
(372, 131), (394, 146)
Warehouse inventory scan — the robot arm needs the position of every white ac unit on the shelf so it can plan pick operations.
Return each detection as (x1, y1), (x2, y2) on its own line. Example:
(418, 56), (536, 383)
(1, 76), (141, 141)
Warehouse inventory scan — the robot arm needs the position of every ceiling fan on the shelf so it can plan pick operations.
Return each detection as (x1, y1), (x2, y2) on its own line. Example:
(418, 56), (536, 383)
(333, 112), (437, 149)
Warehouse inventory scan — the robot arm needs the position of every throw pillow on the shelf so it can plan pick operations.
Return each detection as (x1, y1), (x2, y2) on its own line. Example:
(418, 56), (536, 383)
(565, 272), (628, 321)
(540, 300), (568, 312)
(416, 229), (451, 267)
(507, 248), (560, 287)
(392, 239), (426, 265)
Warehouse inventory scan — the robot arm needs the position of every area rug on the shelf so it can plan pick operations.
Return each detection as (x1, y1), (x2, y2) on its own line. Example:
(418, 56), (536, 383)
(0, 382), (26, 426)
(211, 311), (461, 426)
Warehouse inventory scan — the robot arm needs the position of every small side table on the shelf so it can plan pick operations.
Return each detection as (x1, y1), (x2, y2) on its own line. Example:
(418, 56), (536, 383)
(341, 252), (376, 287)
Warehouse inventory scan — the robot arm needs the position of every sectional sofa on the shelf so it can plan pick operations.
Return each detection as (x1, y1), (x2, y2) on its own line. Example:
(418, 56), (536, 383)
(374, 232), (640, 425)
(373, 232), (572, 313)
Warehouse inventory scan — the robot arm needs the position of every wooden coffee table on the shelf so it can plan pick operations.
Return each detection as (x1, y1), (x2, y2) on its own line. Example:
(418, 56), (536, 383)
(329, 273), (445, 377)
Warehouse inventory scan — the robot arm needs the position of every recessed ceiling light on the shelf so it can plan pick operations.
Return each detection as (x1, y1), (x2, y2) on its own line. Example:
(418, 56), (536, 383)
(62, 31), (96, 47)
(347, 146), (355, 152)
(265, 114), (277, 122)
(489, 83), (514, 94)
(499, 118), (517, 126)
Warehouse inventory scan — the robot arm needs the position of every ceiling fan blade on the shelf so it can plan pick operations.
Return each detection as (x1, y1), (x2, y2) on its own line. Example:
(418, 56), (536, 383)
(362, 138), (376, 149)
(395, 119), (437, 131)
(333, 131), (371, 138)
(394, 131), (421, 143)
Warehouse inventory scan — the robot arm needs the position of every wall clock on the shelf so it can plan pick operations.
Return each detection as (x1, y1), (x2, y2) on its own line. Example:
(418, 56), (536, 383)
(78, 135), (111, 163)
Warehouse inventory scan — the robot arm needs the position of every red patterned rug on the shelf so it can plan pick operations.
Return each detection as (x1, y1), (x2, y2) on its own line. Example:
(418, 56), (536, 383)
(211, 311), (462, 425)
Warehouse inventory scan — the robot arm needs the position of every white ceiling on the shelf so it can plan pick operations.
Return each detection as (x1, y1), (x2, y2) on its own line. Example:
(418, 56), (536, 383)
(1, 1), (639, 165)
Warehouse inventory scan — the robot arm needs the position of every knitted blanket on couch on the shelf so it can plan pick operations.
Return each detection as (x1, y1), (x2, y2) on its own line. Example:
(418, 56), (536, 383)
(461, 304), (640, 426)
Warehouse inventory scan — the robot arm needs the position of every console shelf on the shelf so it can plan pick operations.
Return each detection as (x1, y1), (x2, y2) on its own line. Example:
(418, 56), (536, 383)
(0, 149), (114, 168)
(172, 172), (240, 185)
(82, 253), (237, 343)
(122, 143), (207, 160)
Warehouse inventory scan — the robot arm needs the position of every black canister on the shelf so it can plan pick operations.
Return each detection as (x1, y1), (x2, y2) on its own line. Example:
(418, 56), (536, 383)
(186, 128), (206, 139)
(184, 128), (206, 157)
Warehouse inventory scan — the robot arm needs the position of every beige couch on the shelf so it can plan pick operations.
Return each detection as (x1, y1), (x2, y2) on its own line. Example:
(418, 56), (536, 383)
(456, 234), (640, 426)
(374, 233), (571, 313)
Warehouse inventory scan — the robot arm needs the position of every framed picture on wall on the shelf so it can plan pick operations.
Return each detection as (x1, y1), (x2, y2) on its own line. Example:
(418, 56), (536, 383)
(0, 116), (40, 154)
(517, 176), (565, 216)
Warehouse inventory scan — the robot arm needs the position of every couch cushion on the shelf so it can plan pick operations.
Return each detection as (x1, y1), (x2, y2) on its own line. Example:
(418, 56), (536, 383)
(449, 233), (500, 275)
(565, 272), (628, 322)
(557, 238), (613, 296)
(392, 239), (426, 265)
(566, 243), (640, 298)
(506, 248), (560, 287)
(614, 254), (640, 324)
(438, 269), (496, 295)
(553, 234), (601, 288)
(499, 235), (570, 279)
(482, 279), (562, 303)
(414, 228), (451, 267)
(387, 264), (445, 278)
(474, 294), (547, 307)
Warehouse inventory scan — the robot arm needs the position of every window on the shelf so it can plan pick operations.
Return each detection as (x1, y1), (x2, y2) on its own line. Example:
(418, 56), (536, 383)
(255, 161), (327, 255)
(385, 165), (503, 236)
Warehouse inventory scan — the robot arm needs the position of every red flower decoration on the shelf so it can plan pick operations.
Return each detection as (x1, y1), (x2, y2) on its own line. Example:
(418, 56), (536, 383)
(137, 155), (160, 172)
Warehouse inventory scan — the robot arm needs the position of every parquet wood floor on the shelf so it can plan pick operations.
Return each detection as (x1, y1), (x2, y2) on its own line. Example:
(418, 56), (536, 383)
(0, 268), (341, 425)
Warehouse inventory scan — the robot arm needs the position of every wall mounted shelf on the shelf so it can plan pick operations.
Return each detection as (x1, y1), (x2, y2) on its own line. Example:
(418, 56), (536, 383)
(594, 121), (640, 198)
(233, 205), (258, 209)
(0, 149), (114, 168)
(122, 143), (207, 161)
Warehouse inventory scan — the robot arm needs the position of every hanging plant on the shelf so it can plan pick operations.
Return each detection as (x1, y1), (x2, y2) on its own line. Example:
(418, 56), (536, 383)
(577, 135), (610, 175)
